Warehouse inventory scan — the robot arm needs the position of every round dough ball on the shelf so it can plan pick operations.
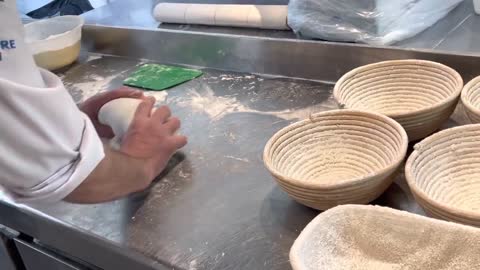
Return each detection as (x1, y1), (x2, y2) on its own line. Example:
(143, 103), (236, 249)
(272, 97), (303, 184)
(98, 98), (143, 149)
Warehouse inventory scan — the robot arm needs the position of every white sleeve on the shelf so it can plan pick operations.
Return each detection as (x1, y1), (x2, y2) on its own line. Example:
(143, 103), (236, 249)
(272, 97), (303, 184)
(0, 0), (105, 203)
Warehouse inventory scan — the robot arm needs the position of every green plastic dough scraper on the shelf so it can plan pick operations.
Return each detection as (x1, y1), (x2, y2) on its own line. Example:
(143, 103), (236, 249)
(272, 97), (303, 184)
(123, 63), (203, 91)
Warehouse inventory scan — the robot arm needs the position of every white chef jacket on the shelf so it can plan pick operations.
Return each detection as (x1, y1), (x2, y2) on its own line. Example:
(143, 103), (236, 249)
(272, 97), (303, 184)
(0, 0), (105, 203)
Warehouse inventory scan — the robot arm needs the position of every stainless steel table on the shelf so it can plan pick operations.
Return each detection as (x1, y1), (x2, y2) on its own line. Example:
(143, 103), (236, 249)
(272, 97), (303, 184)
(1, 23), (480, 270)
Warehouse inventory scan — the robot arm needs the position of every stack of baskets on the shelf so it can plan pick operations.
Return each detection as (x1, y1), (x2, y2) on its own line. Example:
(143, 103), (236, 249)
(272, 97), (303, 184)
(264, 59), (480, 227)
(333, 60), (463, 141)
(404, 75), (480, 227)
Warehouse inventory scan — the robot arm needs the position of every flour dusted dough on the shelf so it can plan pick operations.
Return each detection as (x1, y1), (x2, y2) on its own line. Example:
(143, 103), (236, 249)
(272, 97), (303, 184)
(185, 4), (215, 25)
(153, 3), (289, 30)
(98, 98), (144, 150)
(153, 3), (189, 24)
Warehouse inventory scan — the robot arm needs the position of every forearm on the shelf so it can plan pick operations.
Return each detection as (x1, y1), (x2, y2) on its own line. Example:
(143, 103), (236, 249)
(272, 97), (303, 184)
(65, 143), (150, 204)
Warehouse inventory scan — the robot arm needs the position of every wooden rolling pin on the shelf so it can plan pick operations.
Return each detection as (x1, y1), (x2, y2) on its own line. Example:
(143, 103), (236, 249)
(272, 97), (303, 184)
(153, 3), (289, 30)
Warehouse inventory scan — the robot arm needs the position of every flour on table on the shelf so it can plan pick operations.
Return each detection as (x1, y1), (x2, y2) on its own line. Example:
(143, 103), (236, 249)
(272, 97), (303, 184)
(86, 54), (102, 62)
(176, 86), (330, 122)
(64, 74), (118, 101)
(144, 90), (168, 105)
(177, 87), (249, 120)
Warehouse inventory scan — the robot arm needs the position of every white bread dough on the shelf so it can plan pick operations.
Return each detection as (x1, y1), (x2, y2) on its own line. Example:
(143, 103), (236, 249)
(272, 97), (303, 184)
(98, 98), (145, 150)
(153, 3), (289, 30)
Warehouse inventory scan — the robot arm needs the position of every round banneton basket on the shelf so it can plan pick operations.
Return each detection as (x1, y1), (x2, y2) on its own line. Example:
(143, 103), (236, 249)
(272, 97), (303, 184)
(263, 110), (408, 210)
(334, 59), (463, 142)
(406, 124), (480, 227)
(461, 75), (480, 123)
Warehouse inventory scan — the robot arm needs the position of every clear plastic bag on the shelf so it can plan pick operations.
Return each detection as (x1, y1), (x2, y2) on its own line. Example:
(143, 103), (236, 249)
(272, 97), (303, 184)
(288, 0), (464, 45)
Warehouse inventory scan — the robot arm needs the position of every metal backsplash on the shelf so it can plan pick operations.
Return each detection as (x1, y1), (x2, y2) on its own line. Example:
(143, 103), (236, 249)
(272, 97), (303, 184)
(82, 24), (480, 83)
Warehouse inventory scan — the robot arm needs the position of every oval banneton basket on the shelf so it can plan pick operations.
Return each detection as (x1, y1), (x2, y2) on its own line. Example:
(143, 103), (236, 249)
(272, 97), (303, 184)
(461, 75), (480, 123)
(263, 110), (408, 210)
(290, 205), (480, 270)
(334, 59), (463, 142)
(406, 124), (480, 227)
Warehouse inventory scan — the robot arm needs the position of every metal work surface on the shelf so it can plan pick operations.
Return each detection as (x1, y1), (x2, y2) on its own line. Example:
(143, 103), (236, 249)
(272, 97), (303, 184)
(49, 55), (341, 270)
(15, 55), (428, 270)
(0, 25), (479, 270)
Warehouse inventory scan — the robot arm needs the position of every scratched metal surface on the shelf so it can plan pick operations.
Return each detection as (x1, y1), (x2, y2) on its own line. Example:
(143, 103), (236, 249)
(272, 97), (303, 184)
(33, 54), (472, 270)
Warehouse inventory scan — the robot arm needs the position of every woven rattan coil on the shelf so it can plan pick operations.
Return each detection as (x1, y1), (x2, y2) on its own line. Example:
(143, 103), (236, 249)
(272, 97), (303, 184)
(461, 75), (480, 123)
(263, 110), (408, 210)
(406, 124), (480, 227)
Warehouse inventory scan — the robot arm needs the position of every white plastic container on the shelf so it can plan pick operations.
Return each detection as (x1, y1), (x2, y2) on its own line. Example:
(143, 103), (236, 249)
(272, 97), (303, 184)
(24, 15), (84, 70)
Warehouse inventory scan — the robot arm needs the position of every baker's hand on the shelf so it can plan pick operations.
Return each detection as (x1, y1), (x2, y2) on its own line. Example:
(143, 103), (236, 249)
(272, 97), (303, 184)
(79, 87), (144, 138)
(120, 96), (188, 179)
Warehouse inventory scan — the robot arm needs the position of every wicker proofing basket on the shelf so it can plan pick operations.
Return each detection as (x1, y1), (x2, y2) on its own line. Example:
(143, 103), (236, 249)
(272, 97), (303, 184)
(334, 60), (463, 142)
(263, 110), (408, 210)
(461, 75), (480, 123)
(406, 124), (480, 227)
(290, 205), (480, 270)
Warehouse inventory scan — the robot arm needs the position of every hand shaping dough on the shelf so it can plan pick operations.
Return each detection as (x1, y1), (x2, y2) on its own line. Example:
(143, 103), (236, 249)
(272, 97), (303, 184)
(98, 98), (147, 150)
